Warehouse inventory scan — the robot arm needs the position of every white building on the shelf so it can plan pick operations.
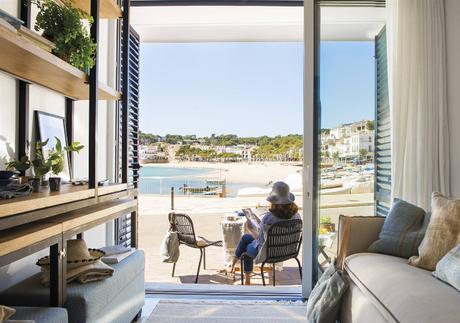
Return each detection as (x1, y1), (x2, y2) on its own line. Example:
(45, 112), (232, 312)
(350, 132), (374, 156)
(322, 120), (374, 159)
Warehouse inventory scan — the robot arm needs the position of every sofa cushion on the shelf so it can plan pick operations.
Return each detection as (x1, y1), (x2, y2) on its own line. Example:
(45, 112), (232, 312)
(433, 243), (460, 292)
(0, 250), (144, 323)
(340, 283), (388, 323)
(338, 215), (385, 257)
(409, 192), (460, 270)
(345, 253), (460, 323)
(307, 260), (348, 323)
(9, 307), (68, 323)
(368, 199), (429, 258)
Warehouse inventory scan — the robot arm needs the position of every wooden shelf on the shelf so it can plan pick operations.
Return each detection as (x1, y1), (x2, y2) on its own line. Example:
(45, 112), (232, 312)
(0, 222), (62, 260)
(0, 24), (121, 100)
(41, 199), (137, 236)
(69, 0), (122, 19)
(98, 183), (128, 196)
(0, 185), (95, 219)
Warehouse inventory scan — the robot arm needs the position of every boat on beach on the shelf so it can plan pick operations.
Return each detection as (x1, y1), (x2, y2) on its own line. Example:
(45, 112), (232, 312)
(237, 168), (374, 197)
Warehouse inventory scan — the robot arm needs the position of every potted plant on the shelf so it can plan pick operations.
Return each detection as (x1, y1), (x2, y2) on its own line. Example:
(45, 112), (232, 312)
(47, 137), (84, 192)
(31, 139), (51, 191)
(5, 155), (31, 184)
(319, 216), (335, 234)
(30, 0), (96, 73)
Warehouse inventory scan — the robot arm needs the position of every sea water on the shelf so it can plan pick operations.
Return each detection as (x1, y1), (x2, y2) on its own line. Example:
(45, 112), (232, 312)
(138, 165), (257, 196)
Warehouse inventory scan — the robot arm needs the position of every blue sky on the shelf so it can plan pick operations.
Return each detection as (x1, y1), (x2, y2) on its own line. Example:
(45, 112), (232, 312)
(139, 41), (375, 136)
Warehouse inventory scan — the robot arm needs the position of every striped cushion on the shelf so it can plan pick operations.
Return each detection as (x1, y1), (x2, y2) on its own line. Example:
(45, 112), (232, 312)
(368, 199), (429, 258)
(433, 244), (460, 291)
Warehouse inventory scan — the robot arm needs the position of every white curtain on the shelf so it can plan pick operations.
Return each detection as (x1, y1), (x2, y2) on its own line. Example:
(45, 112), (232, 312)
(387, 0), (450, 210)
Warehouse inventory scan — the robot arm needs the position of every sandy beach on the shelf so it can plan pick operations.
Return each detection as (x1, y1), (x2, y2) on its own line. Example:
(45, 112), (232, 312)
(142, 161), (302, 186)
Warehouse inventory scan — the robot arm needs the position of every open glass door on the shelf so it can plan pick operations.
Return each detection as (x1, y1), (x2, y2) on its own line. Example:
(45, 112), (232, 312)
(132, 3), (309, 295)
(314, 0), (386, 284)
(302, 0), (316, 297)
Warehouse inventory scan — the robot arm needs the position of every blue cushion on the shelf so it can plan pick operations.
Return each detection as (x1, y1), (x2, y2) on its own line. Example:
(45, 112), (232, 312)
(306, 261), (348, 323)
(433, 244), (460, 292)
(9, 307), (68, 323)
(368, 199), (430, 258)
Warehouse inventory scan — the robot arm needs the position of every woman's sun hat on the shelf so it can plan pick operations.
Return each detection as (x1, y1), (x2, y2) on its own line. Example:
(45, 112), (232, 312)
(37, 239), (105, 269)
(266, 181), (295, 205)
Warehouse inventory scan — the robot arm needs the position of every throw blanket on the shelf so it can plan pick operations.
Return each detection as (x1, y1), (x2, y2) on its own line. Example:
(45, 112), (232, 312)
(160, 231), (180, 263)
(41, 260), (114, 286)
(99, 245), (131, 256)
(0, 183), (32, 199)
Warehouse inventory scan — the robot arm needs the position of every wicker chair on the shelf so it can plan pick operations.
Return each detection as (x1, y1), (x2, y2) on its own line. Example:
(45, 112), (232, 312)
(240, 219), (302, 286)
(168, 213), (223, 284)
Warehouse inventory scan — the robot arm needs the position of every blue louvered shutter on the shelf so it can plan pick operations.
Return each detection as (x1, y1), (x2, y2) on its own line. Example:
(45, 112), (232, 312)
(374, 27), (391, 216)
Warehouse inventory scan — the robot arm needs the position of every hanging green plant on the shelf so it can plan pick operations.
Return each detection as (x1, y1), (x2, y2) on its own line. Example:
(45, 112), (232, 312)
(29, 0), (96, 73)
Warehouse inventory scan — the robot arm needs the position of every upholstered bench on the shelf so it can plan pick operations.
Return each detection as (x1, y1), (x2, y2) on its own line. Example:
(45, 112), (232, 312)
(7, 306), (68, 323)
(0, 250), (145, 323)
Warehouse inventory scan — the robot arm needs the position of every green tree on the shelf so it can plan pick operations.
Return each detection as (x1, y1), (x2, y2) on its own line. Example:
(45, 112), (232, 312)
(139, 131), (159, 145)
(359, 149), (368, 160)
(165, 134), (184, 144)
(366, 120), (374, 131)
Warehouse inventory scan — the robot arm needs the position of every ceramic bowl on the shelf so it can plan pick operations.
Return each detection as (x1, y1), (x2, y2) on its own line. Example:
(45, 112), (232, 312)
(0, 170), (18, 180)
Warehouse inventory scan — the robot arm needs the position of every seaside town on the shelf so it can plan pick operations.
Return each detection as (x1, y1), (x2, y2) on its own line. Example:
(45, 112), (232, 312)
(139, 119), (375, 165)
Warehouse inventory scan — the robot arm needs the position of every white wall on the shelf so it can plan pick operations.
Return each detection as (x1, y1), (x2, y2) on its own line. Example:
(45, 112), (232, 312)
(0, 1), (117, 291)
(446, 0), (460, 197)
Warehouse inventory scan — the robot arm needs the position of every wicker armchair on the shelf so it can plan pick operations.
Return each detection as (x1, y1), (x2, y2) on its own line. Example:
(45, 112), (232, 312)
(168, 213), (223, 283)
(240, 219), (302, 286)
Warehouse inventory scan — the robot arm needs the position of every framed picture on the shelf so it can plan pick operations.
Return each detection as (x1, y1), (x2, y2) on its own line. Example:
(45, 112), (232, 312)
(35, 111), (72, 182)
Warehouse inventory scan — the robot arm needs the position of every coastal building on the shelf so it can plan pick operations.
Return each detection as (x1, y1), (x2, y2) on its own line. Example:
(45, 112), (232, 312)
(140, 145), (169, 164)
(321, 120), (374, 160)
(350, 132), (374, 156)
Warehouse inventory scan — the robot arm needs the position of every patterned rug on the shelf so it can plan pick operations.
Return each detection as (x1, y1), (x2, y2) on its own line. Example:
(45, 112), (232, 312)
(146, 300), (308, 322)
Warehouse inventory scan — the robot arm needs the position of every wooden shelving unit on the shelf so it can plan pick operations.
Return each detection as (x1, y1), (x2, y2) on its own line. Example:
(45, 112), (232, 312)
(0, 0), (135, 308)
(69, 0), (122, 19)
(0, 24), (120, 100)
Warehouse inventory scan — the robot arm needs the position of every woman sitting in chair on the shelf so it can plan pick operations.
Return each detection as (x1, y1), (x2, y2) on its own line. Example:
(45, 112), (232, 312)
(232, 181), (301, 285)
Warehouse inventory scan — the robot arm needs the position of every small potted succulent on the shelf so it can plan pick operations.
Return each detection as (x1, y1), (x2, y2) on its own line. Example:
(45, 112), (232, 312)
(5, 155), (31, 184)
(31, 139), (51, 192)
(46, 137), (84, 192)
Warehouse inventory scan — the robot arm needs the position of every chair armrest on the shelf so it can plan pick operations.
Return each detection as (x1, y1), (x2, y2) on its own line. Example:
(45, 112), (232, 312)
(338, 215), (385, 257)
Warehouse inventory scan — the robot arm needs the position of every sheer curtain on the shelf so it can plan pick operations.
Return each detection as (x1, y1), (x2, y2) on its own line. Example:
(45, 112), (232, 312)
(387, 0), (450, 210)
